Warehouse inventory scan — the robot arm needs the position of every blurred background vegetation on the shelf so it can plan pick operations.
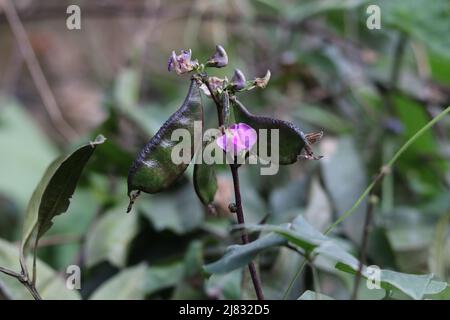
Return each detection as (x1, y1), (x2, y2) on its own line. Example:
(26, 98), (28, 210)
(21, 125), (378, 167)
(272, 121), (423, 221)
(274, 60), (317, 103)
(0, 0), (449, 300)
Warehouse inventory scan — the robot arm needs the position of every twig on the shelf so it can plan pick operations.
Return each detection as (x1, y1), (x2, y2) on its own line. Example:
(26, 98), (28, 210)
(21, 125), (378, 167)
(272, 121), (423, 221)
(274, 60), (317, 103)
(1, 0), (78, 141)
(202, 75), (224, 126)
(230, 164), (264, 300)
(0, 266), (42, 300)
(282, 259), (307, 300)
(279, 106), (450, 300)
(0, 266), (21, 278)
(351, 193), (379, 300)
(325, 106), (450, 234)
(202, 75), (264, 300)
(307, 260), (322, 300)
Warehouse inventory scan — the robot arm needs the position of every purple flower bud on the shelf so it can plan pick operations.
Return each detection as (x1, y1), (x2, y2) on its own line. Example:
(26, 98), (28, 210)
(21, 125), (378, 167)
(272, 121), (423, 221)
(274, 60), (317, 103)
(217, 123), (257, 155)
(206, 45), (228, 68)
(230, 69), (246, 90)
(167, 49), (198, 75)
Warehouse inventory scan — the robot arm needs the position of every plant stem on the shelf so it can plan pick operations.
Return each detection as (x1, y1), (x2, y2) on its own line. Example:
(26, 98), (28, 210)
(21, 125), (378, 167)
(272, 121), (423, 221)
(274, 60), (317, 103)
(0, 266), (21, 278)
(282, 259), (307, 299)
(230, 164), (265, 300)
(308, 260), (321, 300)
(351, 192), (378, 300)
(0, 266), (42, 300)
(22, 281), (42, 300)
(201, 75), (224, 126)
(325, 106), (450, 234)
(283, 106), (450, 300)
(201, 74), (264, 300)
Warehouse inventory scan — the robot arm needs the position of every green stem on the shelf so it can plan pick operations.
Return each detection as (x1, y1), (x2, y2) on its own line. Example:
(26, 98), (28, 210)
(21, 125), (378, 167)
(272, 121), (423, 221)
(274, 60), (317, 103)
(283, 105), (449, 300)
(325, 106), (450, 234)
(306, 259), (322, 300)
(0, 265), (42, 300)
(282, 259), (307, 300)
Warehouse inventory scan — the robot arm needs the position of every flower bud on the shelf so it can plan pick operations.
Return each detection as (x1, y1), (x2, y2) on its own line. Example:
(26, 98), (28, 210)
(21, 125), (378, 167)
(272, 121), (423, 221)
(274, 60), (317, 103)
(167, 49), (198, 75)
(230, 69), (246, 90)
(206, 45), (228, 68)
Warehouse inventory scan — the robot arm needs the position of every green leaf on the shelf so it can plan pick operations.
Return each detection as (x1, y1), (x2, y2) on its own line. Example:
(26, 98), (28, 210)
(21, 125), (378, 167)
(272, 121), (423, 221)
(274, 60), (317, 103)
(203, 233), (286, 274)
(0, 98), (57, 210)
(251, 216), (449, 300)
(426, 285), (450, 300)
(183, 241), (204, 278)
(204, 216), (327, 275)
(266, 247), (305, 300)
(286, 0), (369, 21)
(90, 263), (148, 300)
(248, 216), (329, 253)
(20, 135), (105, 274)
(336, 262), (447, 300)
(320, 137), (367, 243)
(0, 238), (80, 300)
(429, 212), (450, 279)
(85, 205), (138, 268)
(45, 188), (98, 269)
(205, 270), (242, 300)
(303, 177), (332, 232)
(89, 262), (186, 299)
(127, 80), (203, 199)
(393, 95), (438, 155)
(88, 110), (136, 175)
(272, 217), (448, 300)
(137, 182), (204, 234)
(193, 161), (217, 208)
(381, 0), (450, 59)
(298, 290), (334, 300)
(145, 262), (185, 296)
(231, 98), (317, 164)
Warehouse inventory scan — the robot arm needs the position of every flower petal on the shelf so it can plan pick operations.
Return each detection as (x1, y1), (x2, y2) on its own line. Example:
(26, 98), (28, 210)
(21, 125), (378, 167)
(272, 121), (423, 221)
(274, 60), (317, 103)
(216, 123), (257, 155)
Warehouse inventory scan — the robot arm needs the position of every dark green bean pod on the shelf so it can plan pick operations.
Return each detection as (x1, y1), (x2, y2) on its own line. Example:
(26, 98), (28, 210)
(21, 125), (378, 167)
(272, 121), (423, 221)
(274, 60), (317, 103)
(127, 80), (203, 207)
(231, 98), (317, 164)
(193, 160), (217, 209)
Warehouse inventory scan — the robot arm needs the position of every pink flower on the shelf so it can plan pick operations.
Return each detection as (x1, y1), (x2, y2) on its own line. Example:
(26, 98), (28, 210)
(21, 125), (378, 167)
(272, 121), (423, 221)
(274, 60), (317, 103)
(167, 49), (198, 75)
(217, 123), (257, 155)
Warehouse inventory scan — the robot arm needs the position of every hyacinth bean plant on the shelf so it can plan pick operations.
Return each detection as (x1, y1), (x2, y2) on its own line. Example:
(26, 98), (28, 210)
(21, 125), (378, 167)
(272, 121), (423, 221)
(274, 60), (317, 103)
(1, 44), (450, 300)
(126, 45), (323, 300)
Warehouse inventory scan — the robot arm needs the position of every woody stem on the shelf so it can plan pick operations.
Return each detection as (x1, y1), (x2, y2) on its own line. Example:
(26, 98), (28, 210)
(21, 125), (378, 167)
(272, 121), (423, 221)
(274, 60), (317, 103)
(201, 74), (264, 300)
